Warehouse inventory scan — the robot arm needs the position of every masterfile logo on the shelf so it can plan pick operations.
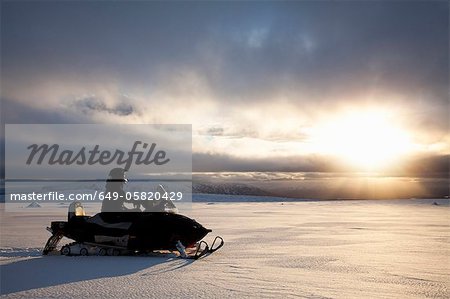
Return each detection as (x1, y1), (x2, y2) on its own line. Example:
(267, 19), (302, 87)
(6, 124), (191, 180)
(26, 141), (171, 169)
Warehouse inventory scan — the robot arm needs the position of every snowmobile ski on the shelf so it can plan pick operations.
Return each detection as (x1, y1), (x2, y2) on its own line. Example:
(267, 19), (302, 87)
(42, 228), (63, 255)
(187, 236), (224, 260)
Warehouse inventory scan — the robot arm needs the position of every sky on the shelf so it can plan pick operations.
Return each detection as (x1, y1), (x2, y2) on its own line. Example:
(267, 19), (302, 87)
(1, 1), (449, 177)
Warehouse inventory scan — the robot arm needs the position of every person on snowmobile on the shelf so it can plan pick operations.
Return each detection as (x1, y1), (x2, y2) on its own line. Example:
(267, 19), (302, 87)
(101, 167), (129, 212)
(147, 196), (177, 212)
(140, 184), (177, 213)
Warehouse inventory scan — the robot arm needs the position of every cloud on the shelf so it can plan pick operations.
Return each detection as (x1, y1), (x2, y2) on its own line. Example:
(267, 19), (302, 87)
(71, 96), (134, 117)
(2, 1), (447, 104)
(204, 127), (224, 137)
(193, 152), (449, 177)
(1, 1), (448, 174)
(1, 98), (83, 124)
(193, 152), (342, 173)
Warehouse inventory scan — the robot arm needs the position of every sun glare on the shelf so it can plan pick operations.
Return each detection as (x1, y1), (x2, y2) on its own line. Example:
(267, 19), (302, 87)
(311, 109), (413, 170)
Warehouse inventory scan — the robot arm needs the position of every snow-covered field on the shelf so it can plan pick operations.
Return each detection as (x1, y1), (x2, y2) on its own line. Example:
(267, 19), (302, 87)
(1, 197), (449, 298)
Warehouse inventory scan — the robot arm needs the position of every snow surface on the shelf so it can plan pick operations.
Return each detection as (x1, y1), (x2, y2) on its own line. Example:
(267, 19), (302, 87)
(1, 197), (449, 298)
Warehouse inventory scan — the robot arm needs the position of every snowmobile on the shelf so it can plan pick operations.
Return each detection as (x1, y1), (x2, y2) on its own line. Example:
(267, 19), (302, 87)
(43, 202), (223, 259)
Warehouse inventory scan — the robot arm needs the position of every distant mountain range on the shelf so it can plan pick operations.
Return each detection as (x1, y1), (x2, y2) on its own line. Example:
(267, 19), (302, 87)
(192, 182), (272, 197)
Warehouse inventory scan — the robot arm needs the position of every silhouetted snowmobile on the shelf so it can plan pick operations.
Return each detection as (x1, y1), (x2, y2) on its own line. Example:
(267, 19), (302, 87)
(43, 202), (223, 259)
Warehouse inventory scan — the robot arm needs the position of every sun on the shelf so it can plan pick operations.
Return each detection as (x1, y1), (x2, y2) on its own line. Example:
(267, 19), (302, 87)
(310, 109), (414, 171)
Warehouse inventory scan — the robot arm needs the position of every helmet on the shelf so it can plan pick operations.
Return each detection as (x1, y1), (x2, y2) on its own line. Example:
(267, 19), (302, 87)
(107, 168), (128, 182)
